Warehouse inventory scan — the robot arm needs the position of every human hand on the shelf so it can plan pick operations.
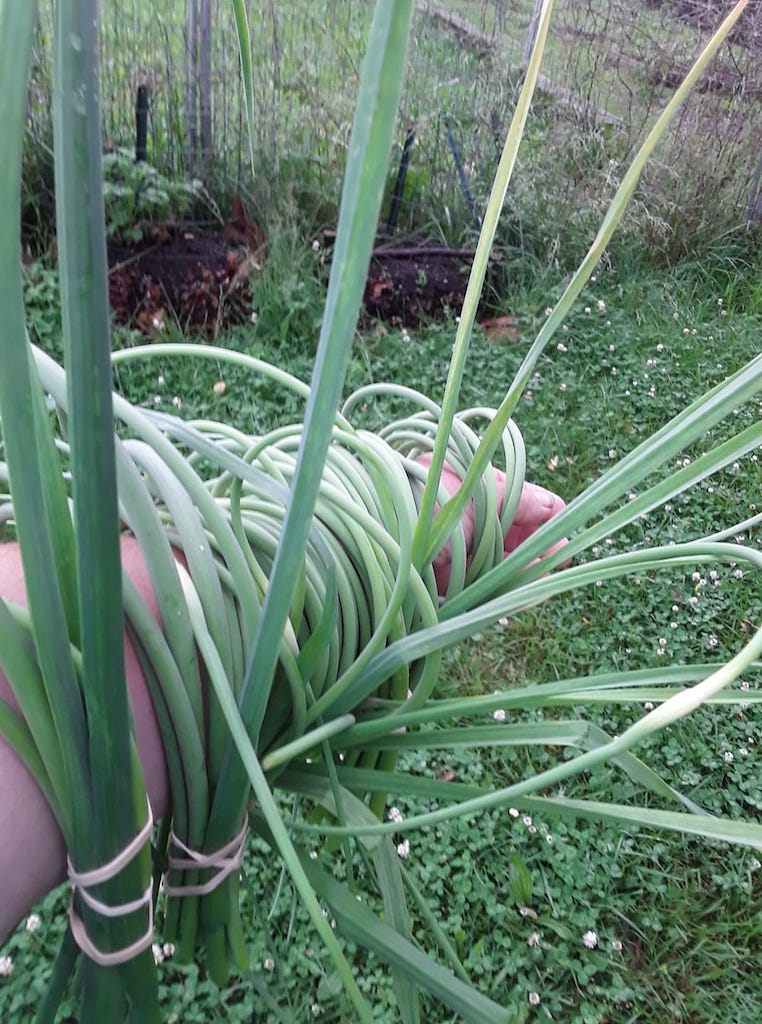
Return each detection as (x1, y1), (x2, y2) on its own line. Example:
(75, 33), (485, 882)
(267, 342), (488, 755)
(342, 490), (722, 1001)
(415, 455), (568, 594)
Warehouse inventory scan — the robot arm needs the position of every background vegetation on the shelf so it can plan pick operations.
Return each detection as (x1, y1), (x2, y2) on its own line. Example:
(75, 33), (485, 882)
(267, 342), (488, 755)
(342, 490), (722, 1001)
(23, 0), (762, 264)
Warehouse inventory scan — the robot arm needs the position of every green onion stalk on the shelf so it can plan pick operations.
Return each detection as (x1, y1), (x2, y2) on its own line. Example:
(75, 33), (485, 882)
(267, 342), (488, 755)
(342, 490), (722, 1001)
(0, 0), (159, 1019)
(1, 0), (760, 1021)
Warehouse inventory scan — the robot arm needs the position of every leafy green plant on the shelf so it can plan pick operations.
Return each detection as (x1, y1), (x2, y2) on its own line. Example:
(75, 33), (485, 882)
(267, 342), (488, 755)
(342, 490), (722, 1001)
(102, 148), (209, 244)
(0, 1), (761, 1023)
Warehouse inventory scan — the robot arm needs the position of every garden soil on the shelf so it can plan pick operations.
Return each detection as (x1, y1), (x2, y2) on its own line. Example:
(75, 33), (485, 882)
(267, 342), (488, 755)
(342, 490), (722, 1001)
(106, 228), (498, 336)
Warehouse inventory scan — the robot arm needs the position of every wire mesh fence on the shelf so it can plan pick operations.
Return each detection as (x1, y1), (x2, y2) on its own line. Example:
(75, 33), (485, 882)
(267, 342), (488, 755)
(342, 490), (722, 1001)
(25, 1), (762, 258)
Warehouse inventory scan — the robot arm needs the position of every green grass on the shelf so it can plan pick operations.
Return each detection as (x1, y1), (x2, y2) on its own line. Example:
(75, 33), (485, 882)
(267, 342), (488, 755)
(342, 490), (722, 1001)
(4, 247), (760, 1022)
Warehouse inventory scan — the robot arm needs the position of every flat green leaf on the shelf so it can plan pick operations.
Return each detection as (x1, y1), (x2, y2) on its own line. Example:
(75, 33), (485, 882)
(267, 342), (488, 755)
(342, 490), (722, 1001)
(300, 854), (511, 1024)
(521, 795), (762, 852)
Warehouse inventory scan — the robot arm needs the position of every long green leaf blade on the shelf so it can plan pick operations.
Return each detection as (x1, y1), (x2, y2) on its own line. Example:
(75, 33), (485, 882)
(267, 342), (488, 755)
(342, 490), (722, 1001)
(53, 0), (157, 1007)
(208, 0), (415, 842)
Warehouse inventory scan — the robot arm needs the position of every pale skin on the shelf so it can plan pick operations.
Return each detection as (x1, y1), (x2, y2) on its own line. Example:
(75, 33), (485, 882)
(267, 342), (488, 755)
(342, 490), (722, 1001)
(0, 469), (566, 943)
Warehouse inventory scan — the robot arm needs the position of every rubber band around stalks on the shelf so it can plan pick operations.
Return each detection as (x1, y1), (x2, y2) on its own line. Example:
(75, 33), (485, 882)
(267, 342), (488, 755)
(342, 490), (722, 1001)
(164, 815), (249, 898)
(67, 800), (154, 967)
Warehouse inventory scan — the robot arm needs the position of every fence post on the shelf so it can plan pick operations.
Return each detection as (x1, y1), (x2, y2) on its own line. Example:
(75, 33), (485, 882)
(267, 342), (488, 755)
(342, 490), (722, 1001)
(185, 0), (199, 173)
(748, 146), (762, 222)
(522, 0), (544, 66)
(135, 85), (148, 163)
(199, 0), (212, 181)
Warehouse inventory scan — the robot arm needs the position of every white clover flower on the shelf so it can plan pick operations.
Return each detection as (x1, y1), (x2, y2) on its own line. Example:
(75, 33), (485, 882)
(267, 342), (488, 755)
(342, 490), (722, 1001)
(509, 808), (519, 818)
(396, 839), (410, 859)
(527, 931), (541, 947)
(157, 375), (165, 387)
(311, 239), (320, 252)
(644, 701), (654, 711)
(582, 930), (598, 949)
(250, 311), (258, 324)
(388, 806), (404, 823)
(162, 943), (175, 959)
(522, 816), (532, 827)
(528, 991), (541, 1005)
(152, 943), (164, 965)
(597, 299), (606, 312)
(0, 956), (13, 977)
(263, 957), (275, 971)
(723, 751), (734, 763)
(493, 708), (506, 722)
(545, 834), (553, 844)
(311, 1004), (322, 1018)
(172, 395), (182, 408)
(544, 306), (554, 316)
(611, 938), (623, 952)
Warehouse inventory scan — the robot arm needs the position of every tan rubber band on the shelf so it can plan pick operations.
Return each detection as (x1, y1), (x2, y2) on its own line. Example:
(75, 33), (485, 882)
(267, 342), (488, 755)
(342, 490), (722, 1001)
(67, 800), (155, 967)
(164, 815), (248, 897)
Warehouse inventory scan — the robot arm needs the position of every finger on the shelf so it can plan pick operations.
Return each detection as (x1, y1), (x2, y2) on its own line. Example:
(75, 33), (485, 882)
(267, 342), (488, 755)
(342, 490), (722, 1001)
(504, 483), (566, 554)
